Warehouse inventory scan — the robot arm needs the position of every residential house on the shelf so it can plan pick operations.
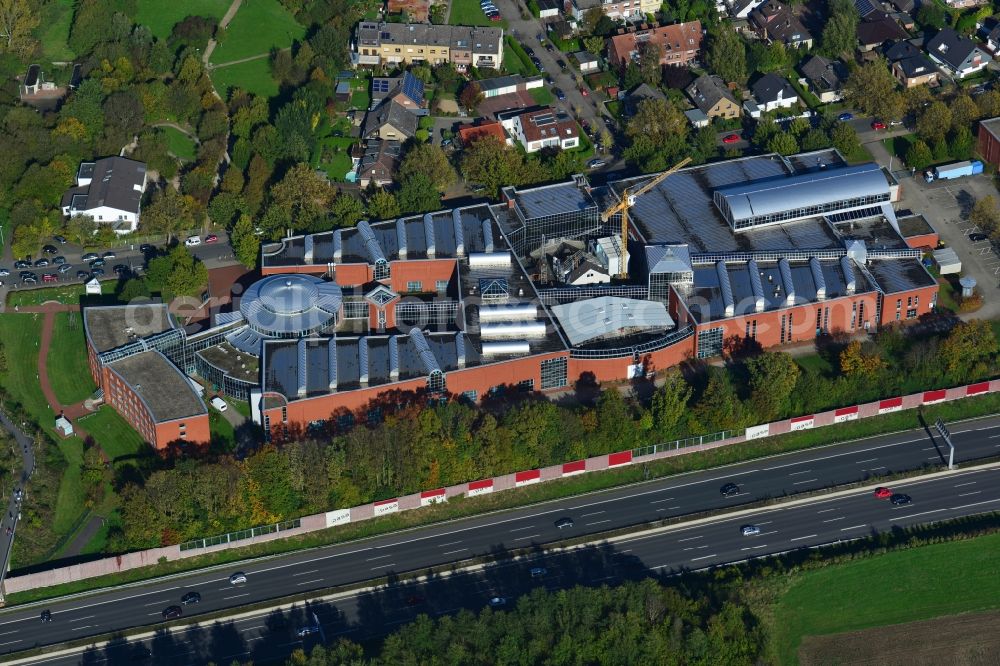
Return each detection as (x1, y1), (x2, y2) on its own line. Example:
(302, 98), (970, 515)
(357, 139), (402, 188)
(478, 74), (544, 98)
(684, 109), (710, 127)
(567, 0), (660, 21)
(856, 12), (909, 51)
(457, 121), (511, 146)
(606, 21), (703, 70)
(370, 71), (427, 112)
(748, 1), (813, 49)
(749, 73), (798, 113)
(573, 51), (600, 72)
(387, 0), (431, 22)
(727, 0), (766, 19)
(353, 22), (503, 70)
(942, 0), (987, 8)
(19, 64), (65, 108)
(685, 74), (741, 119)
(362, 98), (419, 140)
(978, 17), (1000, 55)
(624, 82), (666, 115)
(60, 157), (147, 233)
(884, 41), (939, 87)
(926, 28), (989, 79)
(504, 107), (580, 153)
(797, 55), (848, 103)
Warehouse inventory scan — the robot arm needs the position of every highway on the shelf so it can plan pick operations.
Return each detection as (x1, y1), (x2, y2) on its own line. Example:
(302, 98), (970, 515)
(5, 413), (1000, 664)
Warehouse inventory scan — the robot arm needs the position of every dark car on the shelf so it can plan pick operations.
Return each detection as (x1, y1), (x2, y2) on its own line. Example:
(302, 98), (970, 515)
(22, 275), (37, 284)
(34, 258), (50, 267)
(838, 112), (854, 121)
(181, 591), (201, 605)
(162, 605), (182, 620)
(42, 244), (58, 254)
(554, 517), (574, 529)
(113, 264), (129, 275)
(40, 610), (52, 622)
(81, 252), (99, 261)
(91, 268), (105, 277)
(554, 87), (566, 100)
(0, 268), (8, 277)
(53, 256), (66, 265)
(14, 260), (30, 269)
(720, 482), (740, 496)
(76, 270), (90, 279)
(53, 235), (67, 244)
(19, 271), (35, 280)
(90, 258), (106, 268)
(524, 46), (535, 56)
(969, 232), (989, 242)
(556, 58), (567, 70)
(139, 243), (153, 253)
(58, 263), (73, 274)
(890, 493), (912, 506)
(296, 625), (321, 637)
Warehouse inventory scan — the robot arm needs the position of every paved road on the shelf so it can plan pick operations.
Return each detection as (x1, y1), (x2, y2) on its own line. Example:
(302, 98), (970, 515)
(0, 410), (36, 599)
(15, 418), (1000, 664)
(4, 413), (1000, 661)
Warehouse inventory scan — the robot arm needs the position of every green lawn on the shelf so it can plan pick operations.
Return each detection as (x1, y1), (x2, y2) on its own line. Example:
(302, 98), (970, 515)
(770, 532), (1000, 665)
(883, 133), (917, 162)
(349, 88), (371, 110)
(52, 436), (86, 535)
(78, 407), (146, 461)
(317, 136), (357, 182)
(0, 314), (51, 425)
(504, 50), (528, 75)
(936, 275), (960, 312)
(46, 312), (97, 405)
(37, 0), (76, 62)
(162, 126), (197, 161)
(210, 409), (236, 449)
(5, 280), (116, 308)
(209, 0), (306, 64)
(210, 58), (280, 99)
(135, 0), (230, 40)
(449, 0), (505, 26)
(529, 86), (554, 106)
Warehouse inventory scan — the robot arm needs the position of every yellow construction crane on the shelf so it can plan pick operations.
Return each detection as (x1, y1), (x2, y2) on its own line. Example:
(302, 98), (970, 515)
(601, 156), (692, 280)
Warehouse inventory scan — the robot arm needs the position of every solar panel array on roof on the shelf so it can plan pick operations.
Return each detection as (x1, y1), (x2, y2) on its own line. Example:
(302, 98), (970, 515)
(373, 78), (391, 93)
(402, 72), (424, 104)
(532, 113), (556, 126)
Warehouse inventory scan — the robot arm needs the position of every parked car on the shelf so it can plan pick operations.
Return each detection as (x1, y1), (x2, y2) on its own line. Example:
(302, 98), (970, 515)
(185, 236), (202, 246)
(90, 258), (105, 268)
(969, 232), (989, 242)
(723, 133), (741, 144)
(42, 273), (58, 283)
(34, 258), (50, 267)
(741, 525), (760, 536)
(81, 252), (99, 261)
(53, 235), (67, 244)
(103, 250), (117, 259)
(53, 256), (66, 265)
(42, 244), (58, 254)
(873, 487), (893, 499)
(554, 87), (566, 100)
(21, 275), (37, 284)
(579, 86), (589, 97)
(162, 605), (182, 620)
(139, 243), (153, 253)
(837, 112), (854, 121)
(181, 591), (202, 605)
(205, 234), (218, 243)
(113, 264), (129, 275)
(556, 59), (567, 70)
(871, 120), (886, 130)
(296, 625), (321, 637)
(14, 260), (30, 269)
(0, 268), (8, 277)
(210, 396), (228, 412)
(58, 263), (73, 274)
(587, 158), (606, 169)
(90, 268), (105, 277)
(76, 270), (90, 279)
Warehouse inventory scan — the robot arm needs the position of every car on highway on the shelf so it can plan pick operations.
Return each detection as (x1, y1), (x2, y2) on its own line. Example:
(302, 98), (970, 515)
(969, 232), (989, 242)
(185, 236), (202, 246)
(554, 87), (566, 100)
(489, 596), (506, 607)
(873, 487), (893, 499)
(587, 158), (606, 169)
(40, 609), (52, 622)
(871, 120), (886, 130)
(837, 112), (853, 121)
(181, 591), (201, 605)
(229, 571), (248, 585)
(162, 605), (182, 620)
(741, 525), (760, 536)
(205, 234), (218, 243)
(529, 567), (547, 578)
(34, 258), (50, 267)
(296, 625), (321, 637)
(722, 133), (740, 144)
(42, 244), (58, 254)
(890, 493), (912, 506)
(59, 263), (73, 274)
(554, 517), (574, 529)
(720, 482), (740, 496)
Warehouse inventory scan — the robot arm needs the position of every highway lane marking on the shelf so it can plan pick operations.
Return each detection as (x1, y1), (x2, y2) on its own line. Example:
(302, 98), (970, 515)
(955, 482), (977, 487)
(0, 630), (18, 636)
(70, 625), (93, 631)
(296, 578), (323, 586)
(787, 470), (813, 476)
(866, 466), (886, 471)
(854, 458), (878, 464)
(366, 554), (392, 561)
(650, 498), (675, 504)
(677, 536), (702, 542)
(689, 554), (717, 561)
(0, 639), (21, 646)
(958, 491), (982, 497)
(68, 615), (95, 622)
(927, 456), (942, 461)
(989, 434), (1000, 439)
(790, 534), (818, 541)
(841, 524), (867, 531)
(292, 569), (320, 576)
(509, 526), (535, 532)
(438, 541), (462, 547)
(585, 519), (611, 526)
(442, 548), (468, 555)
(922, 446), (939, 451)
(514, 534), (540, 541)
(950, 498), (1000, 511)
(792, 478), (819, 485)
(817, 508), (838, 513)
(143, 599), (171, 606)
(224, 593), (250, 600)
(740, 545), (768, 551)
(668, 506), (681, 509)
(581, 510), (606, 516)
(893, 508), (948, 519)
(370, 563), (396, 570)
(822, 517), (845, 522)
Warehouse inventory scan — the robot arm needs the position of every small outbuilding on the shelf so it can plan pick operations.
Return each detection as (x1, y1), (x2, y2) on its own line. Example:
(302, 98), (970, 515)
(85, 277), (102, 295)
(55, 415), (74, 437)
(933, 247), (961, 275)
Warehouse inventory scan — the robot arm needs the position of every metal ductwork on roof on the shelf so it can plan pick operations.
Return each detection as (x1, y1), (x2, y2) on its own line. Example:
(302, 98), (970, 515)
(357, 221), (386, 264)
(478, 304), (538, 322)
(716, 261), (734, 317)
(396, 218), (407, 259)
(809, 257), (826, 300)
(358, 337), (369, 385)
(328, 338), (338, 390)
(409, 328), (442, 375)
(304, 234), (314, 264)
(778, 258), (795, 306)
(389, 336), (399, 381)
(423, 213), (436, 257)
(748, 259), (765, 313)
(452, 209), (466, 257)
(296, 339), (308, 397)
(841, 256), (856, 294)
(333, 229), (343, 262)
(455, 333), (466, 368)
(482, 220), (494, 253)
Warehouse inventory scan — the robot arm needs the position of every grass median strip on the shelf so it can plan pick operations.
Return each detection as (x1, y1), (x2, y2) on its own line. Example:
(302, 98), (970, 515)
(5, 393), (1000, 607)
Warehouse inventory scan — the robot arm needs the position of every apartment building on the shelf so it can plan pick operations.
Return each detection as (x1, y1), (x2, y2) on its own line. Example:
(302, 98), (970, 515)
(353, 21), (503, 70)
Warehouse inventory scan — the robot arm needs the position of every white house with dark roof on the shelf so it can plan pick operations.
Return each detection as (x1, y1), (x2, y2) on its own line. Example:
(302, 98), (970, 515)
(60, 157), (147, 233)
(748, 73), (798, 114)
(926, 28), (988, 78)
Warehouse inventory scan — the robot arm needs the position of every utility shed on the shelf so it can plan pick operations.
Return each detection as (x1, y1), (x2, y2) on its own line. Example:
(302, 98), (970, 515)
(933, 247), (961, 275)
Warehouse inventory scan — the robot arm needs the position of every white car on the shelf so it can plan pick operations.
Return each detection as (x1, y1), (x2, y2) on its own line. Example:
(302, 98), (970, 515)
(210, 396), (228, 412)
(185, 236), (202, 247)
(229, 572), (248, 585)
(741, 525), (760, 536)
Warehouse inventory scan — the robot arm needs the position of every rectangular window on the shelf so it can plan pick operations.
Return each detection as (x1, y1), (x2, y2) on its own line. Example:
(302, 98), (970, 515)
(780, 314), (787, 343)
(751, 320), (757, 339)
(896, 299), (902, 311)
(540, 357), (568, 389)
(859, 301), (865, 323)
(815, 308), (822, 333)
(851, 301), (857, 329)
(406, 280), (422, 292)
(281, 406), (288, 423)
(907, 308), (917, 319)
(517, 379), (535, 391)
(697, 327), (724, 359)
(907, 296), (912, 307)
(823, 307), (829, 333)
(435, 280), (448, 292)
(461, 390), (477, 403)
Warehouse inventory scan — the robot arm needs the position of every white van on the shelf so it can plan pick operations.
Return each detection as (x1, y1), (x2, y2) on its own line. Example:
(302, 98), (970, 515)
(210, 396), (228, 412)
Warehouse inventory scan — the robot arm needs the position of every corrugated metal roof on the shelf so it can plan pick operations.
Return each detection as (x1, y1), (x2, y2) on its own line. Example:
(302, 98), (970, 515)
(550, 296), (674, 347)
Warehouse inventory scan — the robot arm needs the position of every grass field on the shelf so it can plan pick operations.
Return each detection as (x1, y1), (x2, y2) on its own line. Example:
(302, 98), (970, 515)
(163, 126), (198, 161)
(529, 86), (554, 106)
(0, 314), (51, 424)
(209, 0), (305, 64)
(770, 532), (1000, 665)
(52, 437), (86, 535)
(316, 136), (356, 181)
(209, 409), (236, 449)
(5, 280), (116, 308)
(135, 0), (230, 40)
(78, 407), (146, 461)
(37, 0), (75, 62)
(210, 58), (280, 99)
(46, 312), (97, 405)
(449, 0), (505, 26)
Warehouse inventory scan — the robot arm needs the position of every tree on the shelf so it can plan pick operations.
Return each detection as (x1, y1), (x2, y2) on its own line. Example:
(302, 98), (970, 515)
(330, 192), (365, 228)
(692, 370), (744, 432)
(583, 35), (604, 56)
(821, 0), (859, 57)
(367, 188), (400, 220)
(950, 125), (974, 161)
(916, 1), (946, 29)
(801, 127), (831, 151)
(746, 352), (799, 421)
(706, 27), (747, 86)
(970, 195), (1000, 236)
(542, 148), (584, 180)
(978, 90), (1000, 119)
(638, 41), (663, 85)
(830, 121), (860, 157)
(598, 128), (614, 154)
(625, 98), (688, 155)
(142, 187), (202, 241)
(117, 278), (151, 303)
(904, 139), (933, 170)
(766, 131), (798, 155)
(231, 214), (261, 268)
(650, 370), (691, 439)
(461, 135), (527, 199)
(459, 81), (483, 111)
(843, 59), (903, 121)
(0, 0), (39, 57)
(269, 163), (335, 231)
(839, 339), (886, 379)
(398, 142), (456, 192)
(916, 101), (951, 144)
(950, 94), (980, 131)
(940, 319), (997, 380)
(147, 245), (209, 298)
(397, 173), (441, 214)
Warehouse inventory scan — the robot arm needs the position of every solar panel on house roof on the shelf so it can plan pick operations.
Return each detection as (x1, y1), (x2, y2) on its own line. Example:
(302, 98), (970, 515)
(533, 113), (556, 125)
(373, 79), (391, 93)
(402, 73), (424, 103)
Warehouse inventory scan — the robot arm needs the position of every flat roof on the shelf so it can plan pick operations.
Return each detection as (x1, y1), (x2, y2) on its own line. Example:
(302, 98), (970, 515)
(550, 297), (674, 346)
(864, 258), (936, 294)
(84, 304), (175, 354)
(509, 179), (597, 222)
(196, 342), (259, 383)
(107, 351), (207, 423)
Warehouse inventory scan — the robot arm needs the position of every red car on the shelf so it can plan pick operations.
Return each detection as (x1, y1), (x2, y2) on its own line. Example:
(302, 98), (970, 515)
(723, 134), (740, 144)
(42, 273), (58, 283)
(871, 120), (886, 130)
(579, 87), (589, 97)
(205, 234), (218, 243)
(874, 487), (892, 499)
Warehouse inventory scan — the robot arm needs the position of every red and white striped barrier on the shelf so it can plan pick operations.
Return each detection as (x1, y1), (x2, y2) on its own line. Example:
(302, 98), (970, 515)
(373, 498), (399, 516)
(789, 415), (815, 431)
(562, 460), (586, 476)
(420, 488), (446, 506)
(834, 405), (859, 422)
(466, 479), (493, 497)
(515, 469), (541, 487)
(878, 397), (903, 414)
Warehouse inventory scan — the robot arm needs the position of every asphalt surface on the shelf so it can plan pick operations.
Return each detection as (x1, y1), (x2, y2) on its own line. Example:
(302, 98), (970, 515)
(6, 413), (1000, 664)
